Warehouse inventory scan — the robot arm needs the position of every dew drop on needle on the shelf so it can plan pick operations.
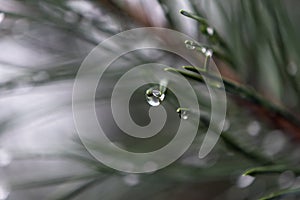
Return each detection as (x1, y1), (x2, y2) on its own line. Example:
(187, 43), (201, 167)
(145, 87), (165, 107)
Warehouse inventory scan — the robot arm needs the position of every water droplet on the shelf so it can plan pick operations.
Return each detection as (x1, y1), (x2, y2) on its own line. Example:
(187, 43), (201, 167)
(123, 174), (140, 186)
(201, 47), (207, 54)
(247, 121), (261, 136)
(263, 130), (286, 156)
(206, 27), (214, 35)
(145, 86), (165, 107)
(220, 119), (230, 131)
(237, 175), (255, 188)
(0, 149), (11, 167)
(0, 183), (9, 200)
(185, 40), (196, 50)
(0, 13), (5, 24)
(278, 171), (295, 189)
(287, 62), (298, 76)
(177, 109), (189, 120)
(205, 49), (213, 57)
(213, 82), (222, 89)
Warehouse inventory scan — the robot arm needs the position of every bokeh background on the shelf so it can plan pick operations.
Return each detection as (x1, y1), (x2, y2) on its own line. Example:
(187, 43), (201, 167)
(0, 0), (300, 199)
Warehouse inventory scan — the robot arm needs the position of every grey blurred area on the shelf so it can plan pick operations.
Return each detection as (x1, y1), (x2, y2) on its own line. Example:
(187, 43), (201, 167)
(0, 0), (300, 200)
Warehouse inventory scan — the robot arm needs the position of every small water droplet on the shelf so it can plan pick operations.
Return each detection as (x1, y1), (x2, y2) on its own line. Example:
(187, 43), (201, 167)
(201, 47), (207, 54)
(123, 174), (140, 186)
(212, 82), (222, 89)
(287, 62), (298, 76)
(145, 86), (165, 107)
(237, 175), (255, 188)
(0, 183), (9, 200)
(205, 49), (213, 57)
(247, 121), (261, 136)
(185, 40), (196, 50)
(278, 171), (295, 189)
(177, 109), (189, 120)
(0, 149), (11, 167)
(263, 130), (286, 156)
(0, 13), (5, 24)
(220, 119), (230, 131)
(206, 27), (214, 36)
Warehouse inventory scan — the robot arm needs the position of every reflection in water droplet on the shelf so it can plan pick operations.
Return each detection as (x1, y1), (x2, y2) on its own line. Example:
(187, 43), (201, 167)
(247, 121), (261, 136)
(123, 174), (140, 186)
(145, 86), (165, 107)
(278, 171), (295, 189)
(0, 13), (5, 24)
(185, 40), (196, 50)
(0, 183), (9, 200)
(0, 149), (11, 167)
(237, 175), (255, 188)
(206, 27), (214, 36)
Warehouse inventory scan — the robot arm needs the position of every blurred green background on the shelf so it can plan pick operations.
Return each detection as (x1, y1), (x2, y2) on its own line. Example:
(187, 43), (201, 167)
(0, 0), (300, 199)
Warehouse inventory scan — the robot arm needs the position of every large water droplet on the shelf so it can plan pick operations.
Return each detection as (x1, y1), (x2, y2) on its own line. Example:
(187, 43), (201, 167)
(145, 86), (165, 107)
(0, 183), (9, 200)
(237, 175), (255, 188)
(123, 174), (140, 186)
(0, 149), (11, 167)
(206, 27), (214, 36)
(185, 40), (196, 50)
